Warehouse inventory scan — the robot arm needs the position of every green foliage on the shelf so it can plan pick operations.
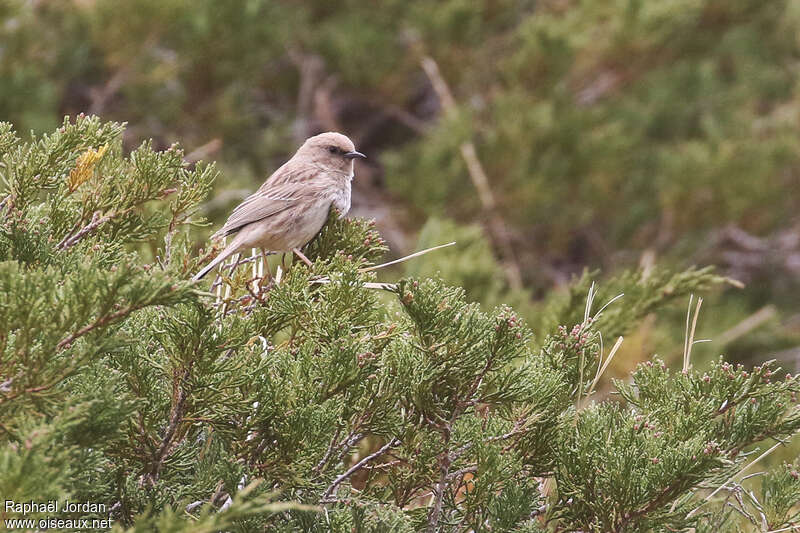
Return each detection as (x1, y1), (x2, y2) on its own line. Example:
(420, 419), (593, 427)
(406, 218), (531, 311)
(551, 355), (800, 532)
(534, 267), (729, 342)
(2, 0), (798, 373)
(1, 119), (798, 532)
(113, 482), (316, 533)
(758, 460), (800, 527)
(617, 358), (800, 455)
(1, 0), (799, 528)
(385, 0), (800, 259)
(554, 403), (713, 532)
(305, 211), (388, 267)
(6, 0), (798, 263)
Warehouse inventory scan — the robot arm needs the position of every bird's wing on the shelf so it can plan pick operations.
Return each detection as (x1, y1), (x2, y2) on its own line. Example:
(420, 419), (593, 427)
(212, 182), (305, 239)
(257, 162), (319, 191)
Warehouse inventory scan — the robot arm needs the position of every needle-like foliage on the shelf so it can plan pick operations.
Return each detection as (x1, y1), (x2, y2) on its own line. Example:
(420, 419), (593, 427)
(1, 118), (798, 532)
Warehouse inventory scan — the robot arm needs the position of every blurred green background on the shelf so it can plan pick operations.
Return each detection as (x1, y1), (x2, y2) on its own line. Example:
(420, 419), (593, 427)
(2, 0), (799, 379)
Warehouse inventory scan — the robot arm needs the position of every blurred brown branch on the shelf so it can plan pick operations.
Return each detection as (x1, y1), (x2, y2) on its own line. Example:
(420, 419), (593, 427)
(419, 55), (523, 291)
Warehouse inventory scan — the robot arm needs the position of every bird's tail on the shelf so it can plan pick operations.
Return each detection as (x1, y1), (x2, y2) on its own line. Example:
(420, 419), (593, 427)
(192, 245), (238, 282)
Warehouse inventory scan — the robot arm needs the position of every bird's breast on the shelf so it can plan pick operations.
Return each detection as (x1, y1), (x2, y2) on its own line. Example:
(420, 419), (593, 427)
(331, 179), (351, 216)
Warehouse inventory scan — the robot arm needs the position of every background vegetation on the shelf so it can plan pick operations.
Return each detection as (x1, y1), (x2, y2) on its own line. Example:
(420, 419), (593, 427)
(1, 0), (799, 531)
(3, 0), (799, 371)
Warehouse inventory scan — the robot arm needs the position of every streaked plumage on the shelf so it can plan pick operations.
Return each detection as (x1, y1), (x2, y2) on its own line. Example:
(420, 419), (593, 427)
(193, 132), (365, 281)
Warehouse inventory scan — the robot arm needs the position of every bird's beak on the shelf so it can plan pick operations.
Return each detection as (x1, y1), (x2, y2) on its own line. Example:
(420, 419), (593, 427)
(343, 150), (366, 159)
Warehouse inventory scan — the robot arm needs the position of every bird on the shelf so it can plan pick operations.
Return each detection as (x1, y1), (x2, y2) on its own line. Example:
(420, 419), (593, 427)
(192, 132), (366, 281)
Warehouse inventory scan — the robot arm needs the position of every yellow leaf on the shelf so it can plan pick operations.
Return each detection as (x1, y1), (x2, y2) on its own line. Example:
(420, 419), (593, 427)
(67, 144), (108, 193)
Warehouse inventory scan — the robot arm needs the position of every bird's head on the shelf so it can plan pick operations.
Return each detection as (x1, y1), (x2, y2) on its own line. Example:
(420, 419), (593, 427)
(295, 132), (366, 175)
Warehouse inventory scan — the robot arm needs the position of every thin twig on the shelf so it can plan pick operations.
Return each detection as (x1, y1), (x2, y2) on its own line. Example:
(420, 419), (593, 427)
(330, 431), (366, 472)
(717, 305), (777, 346)
(485, 418), (530, 451)
(446, 465), (477, 481)
(313, 427), (343, 475)
(683, 295), (694, 372)
(321, 438), (400, 503)
(141, 367), (191, 486)
(57, 305), (135, 350)
(427, 450), (452, 532)
(219, 253), (241, 317)
(359, 241), (456, 272)
(584, 281), (597, 325)
(764, 526), (800, 533)
(594, 293), (625, 320)
(686, 440), (784, 518)
(310, 277), (396, 290)
(58, 211), (113, 250)
(184, 138), (222, 165)
(211, 256), (268, 291)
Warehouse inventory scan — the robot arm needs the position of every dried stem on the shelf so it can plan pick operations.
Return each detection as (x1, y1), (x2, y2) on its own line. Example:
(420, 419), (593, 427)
(586, 336), (624, 399)
(419, 54), (523, 290)
(683, 295), (703, 373)
(359, 241), (456, 273)
(313, 427), (343, 475)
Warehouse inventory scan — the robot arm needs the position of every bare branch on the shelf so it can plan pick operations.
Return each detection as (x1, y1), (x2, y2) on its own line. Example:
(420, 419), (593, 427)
(686, 441), (785, 519)
(426, 450), (452, 532)
(419, 54), (523, 290)
(184, 138), (222, 165)
(313, 427), (343, 475)
(140, 367), (191, 486)
(321, 438), (400, 504)
(57, 305), (135, 350)
(58, 211), (113, 250)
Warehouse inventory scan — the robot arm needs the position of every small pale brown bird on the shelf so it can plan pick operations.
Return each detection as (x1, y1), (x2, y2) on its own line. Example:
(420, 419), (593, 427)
(193, 132), (365, 281)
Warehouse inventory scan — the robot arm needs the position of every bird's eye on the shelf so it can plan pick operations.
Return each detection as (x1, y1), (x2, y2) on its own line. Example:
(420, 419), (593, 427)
(328, 146), (338, 154)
